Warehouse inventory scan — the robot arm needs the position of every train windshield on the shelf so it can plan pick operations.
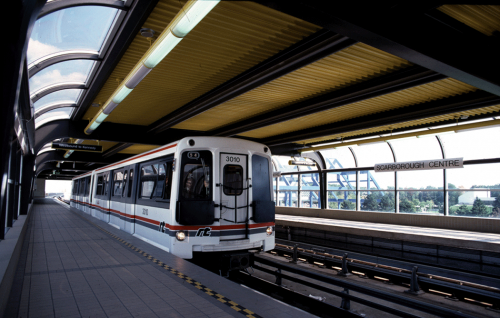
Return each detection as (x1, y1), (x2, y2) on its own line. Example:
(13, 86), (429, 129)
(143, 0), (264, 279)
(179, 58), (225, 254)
(179, 151), (212, 200)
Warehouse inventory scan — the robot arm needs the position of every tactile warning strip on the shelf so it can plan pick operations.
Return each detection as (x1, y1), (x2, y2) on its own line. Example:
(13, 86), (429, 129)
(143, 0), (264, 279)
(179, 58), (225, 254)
(62, 200), (262, 318)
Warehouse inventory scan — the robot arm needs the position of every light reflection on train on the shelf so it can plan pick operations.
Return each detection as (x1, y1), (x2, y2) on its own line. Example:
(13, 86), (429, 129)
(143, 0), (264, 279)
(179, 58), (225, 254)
(70, 137), (275, 269)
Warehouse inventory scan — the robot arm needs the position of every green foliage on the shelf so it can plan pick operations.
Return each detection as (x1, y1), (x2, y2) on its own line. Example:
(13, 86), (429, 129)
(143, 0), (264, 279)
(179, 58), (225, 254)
(379, 194), (395, 212)
(361, 194), (379, 211)
(471, 197), (489, 217)
(340, 200), (355, 210)
(399, 199), (415, 213)
(493, 196), (500, 211)
(456, 204), (469, 216)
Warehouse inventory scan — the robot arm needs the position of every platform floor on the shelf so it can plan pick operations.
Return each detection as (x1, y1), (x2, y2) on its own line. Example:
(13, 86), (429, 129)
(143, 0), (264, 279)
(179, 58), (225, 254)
(276, 214), (500, 252)
(5, 199), (314, 318)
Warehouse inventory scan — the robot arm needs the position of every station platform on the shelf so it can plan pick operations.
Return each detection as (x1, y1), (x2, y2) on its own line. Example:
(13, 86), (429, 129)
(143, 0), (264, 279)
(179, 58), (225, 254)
(5, 199), (314, 318)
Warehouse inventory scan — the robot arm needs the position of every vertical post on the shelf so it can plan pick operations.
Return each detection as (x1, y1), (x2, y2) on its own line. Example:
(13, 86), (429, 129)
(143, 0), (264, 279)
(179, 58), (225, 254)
(20, 154), (34, 215)
(340, 288), (350, 310)
(437, 136), (448, 216)
(356, 171), (360, 211)
(395, 171), (399, 213)
(16, 153), (23, 216)
(297, 173), (301, 208)
(6, 140), (16, 228)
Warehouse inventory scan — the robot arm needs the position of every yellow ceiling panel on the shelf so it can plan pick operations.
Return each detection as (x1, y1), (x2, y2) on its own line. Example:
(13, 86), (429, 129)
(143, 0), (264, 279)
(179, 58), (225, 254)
(239, 78), (477, 139)
(118, 144), (159, 155)
(296, 105), (500, 145)
(174, 43), (412, 131)
(438, 5), (500, 36)
(84, 0), (320, 125)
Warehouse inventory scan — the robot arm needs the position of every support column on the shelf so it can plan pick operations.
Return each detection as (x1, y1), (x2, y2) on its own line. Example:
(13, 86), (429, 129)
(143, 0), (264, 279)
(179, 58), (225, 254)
(6, 140), (18, 228)
(19, 154), (34, 215)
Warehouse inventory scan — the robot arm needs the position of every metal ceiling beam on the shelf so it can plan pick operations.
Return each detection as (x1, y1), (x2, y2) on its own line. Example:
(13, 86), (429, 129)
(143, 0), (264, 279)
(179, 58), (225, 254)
(34, 119), (202, 155)
(147, 29), (357, 134)
(28, 52), (101, 78)
(253, 1), (500, 96)
(31, 83), (87, 102)
(38, 0), (127, 19)
(35, 103), (77, 119)
(36, 150), (127, 165)
(262, 90), (500, 146)
(212, 65), (446, 137)
(102, 142), (133, 158)
(73, 0), (160, 120)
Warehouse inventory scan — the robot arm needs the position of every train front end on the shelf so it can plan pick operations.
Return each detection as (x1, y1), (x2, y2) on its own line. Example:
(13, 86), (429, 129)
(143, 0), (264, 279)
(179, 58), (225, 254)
(169, 137), (275, 266)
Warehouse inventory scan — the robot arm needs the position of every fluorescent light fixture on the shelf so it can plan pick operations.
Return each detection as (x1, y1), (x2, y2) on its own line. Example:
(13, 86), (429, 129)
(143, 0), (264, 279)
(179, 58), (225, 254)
(358, 141), (386, 146)
(457, 117), (493, 125)
(125, 64), (152, 89)
(143, 32), (182, 68)
(428, 123), (457, 129)
(417, 131), (455, 138)
(312, 141), (342, 148)
(385, 136), (416, 142)
(95, 112), (108, 124)
(300, 150), (315, 154)
(456, 124), (500, 134)
(334, 144), (358, 149)
(103, 101), (119, 115)
(112, 86), (133, 104)
(90, 121), (99, 130)
(171, 1), (220, 37)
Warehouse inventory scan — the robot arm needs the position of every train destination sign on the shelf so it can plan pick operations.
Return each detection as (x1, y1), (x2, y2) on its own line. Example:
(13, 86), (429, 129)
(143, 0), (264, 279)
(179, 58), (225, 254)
(51, 142), (102, 152)
(374, 158), (463, 172)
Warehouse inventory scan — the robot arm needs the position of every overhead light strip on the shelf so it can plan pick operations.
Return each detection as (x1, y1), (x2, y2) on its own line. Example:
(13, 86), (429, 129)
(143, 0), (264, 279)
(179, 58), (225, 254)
(85, 0), (220, 135)
(300, 118), (500, 153)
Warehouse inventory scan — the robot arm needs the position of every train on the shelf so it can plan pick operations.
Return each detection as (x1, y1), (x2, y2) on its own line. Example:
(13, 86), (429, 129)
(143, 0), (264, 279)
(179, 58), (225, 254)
(70, 137), (275, 270)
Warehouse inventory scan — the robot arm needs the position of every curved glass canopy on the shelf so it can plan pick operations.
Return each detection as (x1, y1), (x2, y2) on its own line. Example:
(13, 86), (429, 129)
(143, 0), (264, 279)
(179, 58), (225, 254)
(35, 107), (74, 129)
(34, 89), (82, 111)
(28, 6), (119, 64)
(29, 60), (94, 93)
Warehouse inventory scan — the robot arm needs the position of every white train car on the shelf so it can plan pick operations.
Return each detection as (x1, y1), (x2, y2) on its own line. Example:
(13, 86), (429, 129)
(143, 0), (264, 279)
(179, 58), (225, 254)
(70, 137), (275, 266)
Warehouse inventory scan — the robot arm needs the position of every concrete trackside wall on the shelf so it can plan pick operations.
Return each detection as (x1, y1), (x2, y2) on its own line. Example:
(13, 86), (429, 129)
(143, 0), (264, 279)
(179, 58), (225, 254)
(275, 207), (500, 234)
(0, 203), (33, 317)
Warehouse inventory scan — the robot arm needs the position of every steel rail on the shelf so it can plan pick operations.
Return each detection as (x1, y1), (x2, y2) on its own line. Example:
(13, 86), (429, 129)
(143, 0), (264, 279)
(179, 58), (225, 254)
(253, 255), (476, 318)
(275, 243), (500, 294)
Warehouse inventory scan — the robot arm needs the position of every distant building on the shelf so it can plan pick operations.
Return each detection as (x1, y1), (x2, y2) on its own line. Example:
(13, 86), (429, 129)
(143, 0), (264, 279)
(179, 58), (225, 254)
(458, 190), (495, 205)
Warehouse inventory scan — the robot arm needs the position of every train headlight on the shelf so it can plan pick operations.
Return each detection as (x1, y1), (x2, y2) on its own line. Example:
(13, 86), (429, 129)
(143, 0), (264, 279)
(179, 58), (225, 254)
(176, 231), (186, 241)
(266, 226), (273, 236)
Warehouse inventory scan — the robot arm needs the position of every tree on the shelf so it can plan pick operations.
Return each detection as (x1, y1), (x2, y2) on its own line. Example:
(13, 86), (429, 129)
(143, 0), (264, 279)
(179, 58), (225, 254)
(471, 197), (489, 217)
(492, 196), (500, 217)
(340, 200), (355, 210)
(361, 194), (379, 211)
(379, 194), (395, 212)
(399, 199), (415, 213)
(456, 204), (469, 216)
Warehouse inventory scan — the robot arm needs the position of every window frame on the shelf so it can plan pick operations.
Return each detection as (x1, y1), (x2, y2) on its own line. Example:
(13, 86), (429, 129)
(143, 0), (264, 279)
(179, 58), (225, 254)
(136, 156), (174, 208)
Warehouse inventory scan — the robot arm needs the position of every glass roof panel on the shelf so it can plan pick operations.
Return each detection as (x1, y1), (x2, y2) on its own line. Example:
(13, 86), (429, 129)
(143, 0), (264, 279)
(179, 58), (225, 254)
(28, 6), (119, 64)
(440, 126), (500, 160)
(34, 89), (82, 110)
(35, 107), (74, 129)
(30, 60), (94, 93)
(320, 148), (356, 169)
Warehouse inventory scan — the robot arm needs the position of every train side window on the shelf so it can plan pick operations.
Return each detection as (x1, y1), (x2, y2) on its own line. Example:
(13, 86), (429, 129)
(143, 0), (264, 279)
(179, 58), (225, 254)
(122, 170), (128, 197)
(104, 173), (110, 196)
(179, 151), (212, 200)
(85, 177), (91, 196)
(113, 171), (124, 196)
(127, 169), (134, 197)
(79, 179), (85, 195)
(96, 175), (104, 195)
(140, 164), (157, 199)
(72, 180), (79, 194)
(163, 162), (172, 200)
(223, 165), (243, 196)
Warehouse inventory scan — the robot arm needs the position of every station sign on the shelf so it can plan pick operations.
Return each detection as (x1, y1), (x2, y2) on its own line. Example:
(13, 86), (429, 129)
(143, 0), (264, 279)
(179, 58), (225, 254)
(51, 142), (102, 153)
(374, 158), (463, 172)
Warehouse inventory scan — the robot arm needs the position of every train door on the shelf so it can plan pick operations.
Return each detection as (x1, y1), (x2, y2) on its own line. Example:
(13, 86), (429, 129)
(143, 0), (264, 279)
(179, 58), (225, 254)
(219, 153), (249, 240)
(109, 169), (125, 229)
(123, 166), (135, 234)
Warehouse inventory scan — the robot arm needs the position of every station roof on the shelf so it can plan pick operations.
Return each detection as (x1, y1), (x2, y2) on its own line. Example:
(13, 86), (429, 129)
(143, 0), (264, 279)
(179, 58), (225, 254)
(30, 1), (500, 180)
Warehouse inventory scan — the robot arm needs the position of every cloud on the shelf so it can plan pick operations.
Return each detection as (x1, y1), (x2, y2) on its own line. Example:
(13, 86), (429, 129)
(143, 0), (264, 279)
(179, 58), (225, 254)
(28, 39), (60, 64)
(30, 69), (87, 93)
